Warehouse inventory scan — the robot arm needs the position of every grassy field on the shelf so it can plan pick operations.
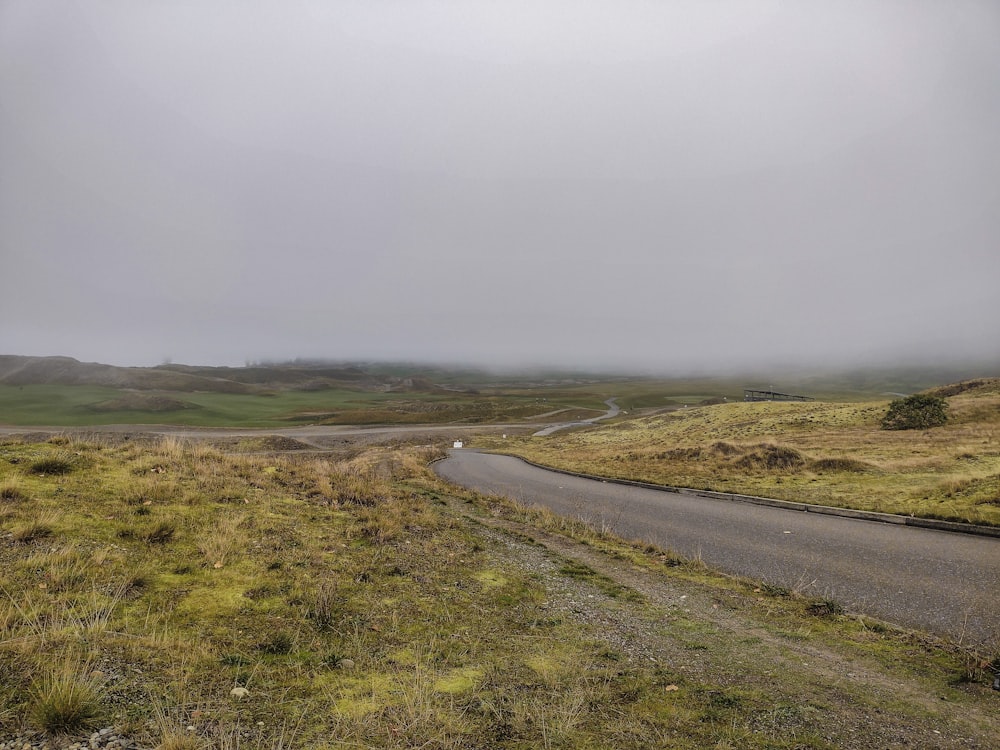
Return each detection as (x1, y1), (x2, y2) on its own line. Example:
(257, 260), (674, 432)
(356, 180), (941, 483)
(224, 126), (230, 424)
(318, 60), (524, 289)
(0, 384), (612, 428)
(5, 361), (992, 428)
(477, 379), (1000, 526)
(1, 436), (996, 748)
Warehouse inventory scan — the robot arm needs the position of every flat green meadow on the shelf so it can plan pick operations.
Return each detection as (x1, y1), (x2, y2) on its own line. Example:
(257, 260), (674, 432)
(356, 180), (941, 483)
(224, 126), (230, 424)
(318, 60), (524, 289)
(0, 383), (619, 428)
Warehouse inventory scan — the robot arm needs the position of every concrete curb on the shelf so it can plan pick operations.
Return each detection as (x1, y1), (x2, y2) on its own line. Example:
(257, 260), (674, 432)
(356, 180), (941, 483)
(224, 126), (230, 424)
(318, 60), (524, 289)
(469, 451), (1000, 539)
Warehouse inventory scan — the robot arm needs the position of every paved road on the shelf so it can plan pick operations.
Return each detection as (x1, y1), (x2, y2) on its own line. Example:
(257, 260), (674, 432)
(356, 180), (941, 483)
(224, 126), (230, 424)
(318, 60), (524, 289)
(533, 398), (621, 436)
(435, 451), (1000, 645)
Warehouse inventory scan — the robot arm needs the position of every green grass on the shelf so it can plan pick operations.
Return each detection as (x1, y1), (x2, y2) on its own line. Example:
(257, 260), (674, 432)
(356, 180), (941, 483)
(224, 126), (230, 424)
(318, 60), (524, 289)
(0, 384), (611, 427)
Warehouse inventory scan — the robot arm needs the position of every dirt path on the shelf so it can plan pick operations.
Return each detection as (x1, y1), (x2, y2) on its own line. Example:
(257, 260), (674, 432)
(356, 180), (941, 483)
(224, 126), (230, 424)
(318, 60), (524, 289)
(449, 498), (998, 749)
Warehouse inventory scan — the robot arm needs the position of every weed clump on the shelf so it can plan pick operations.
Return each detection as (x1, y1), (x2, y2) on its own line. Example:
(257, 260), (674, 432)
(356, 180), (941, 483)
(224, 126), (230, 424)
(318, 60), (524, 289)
(141, 520), (177, 544)
(0, 478), (27, 502)
(258, 630), (294, 655)
(12, 518), (56, 543)
(734, 444), (806, 471)
(710, 441), (743, 456)
(805, 599), (844, 617)
(334, 471), (388, 507)
(307, 581), (340, 631)
(197, 512), (246, 567)
(29, 667), (104, 735)
(810, 457), (875, 473)
(29, 456), (75, 475)
(154, 729), (204, 750)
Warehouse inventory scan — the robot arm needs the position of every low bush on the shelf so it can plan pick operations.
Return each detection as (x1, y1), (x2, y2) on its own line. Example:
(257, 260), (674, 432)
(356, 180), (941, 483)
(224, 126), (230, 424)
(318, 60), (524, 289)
(881, 394), (948, 430)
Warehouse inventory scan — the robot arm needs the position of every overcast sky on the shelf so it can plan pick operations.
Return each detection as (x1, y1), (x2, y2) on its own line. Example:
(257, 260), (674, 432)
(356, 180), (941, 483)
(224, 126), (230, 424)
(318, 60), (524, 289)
(2, 1), (998, 372)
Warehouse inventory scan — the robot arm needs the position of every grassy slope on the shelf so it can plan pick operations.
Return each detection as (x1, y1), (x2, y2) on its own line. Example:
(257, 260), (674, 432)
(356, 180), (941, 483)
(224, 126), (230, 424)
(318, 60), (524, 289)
(477, 381), (1000, 526)
(2, 438), (996, 748)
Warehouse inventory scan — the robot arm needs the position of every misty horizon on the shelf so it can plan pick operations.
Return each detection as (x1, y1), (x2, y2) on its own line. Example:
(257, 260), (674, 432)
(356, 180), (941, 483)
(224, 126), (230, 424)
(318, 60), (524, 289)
(2, 2), (998, 373)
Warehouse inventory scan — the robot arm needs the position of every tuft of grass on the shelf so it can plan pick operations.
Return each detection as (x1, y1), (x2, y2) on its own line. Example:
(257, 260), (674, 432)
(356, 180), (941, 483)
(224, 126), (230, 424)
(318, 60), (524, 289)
(141, 520), (177, 544)
(197, 512), (246, 568)
(151, 701), (207, 750)
(307, 581), (340, 631)
(29, 664), (104, 735)
(258, 630), (295, 655)
(333, 470), (389, 507)
(11, 514), (58, 543)
(29, 456), (76, 475)
(733, 444), (806, 471)
(805, 599), (844, 617)
(809, 457), (876, 473)
(156, 729), (204, 750)
(0, 476), (28, 503)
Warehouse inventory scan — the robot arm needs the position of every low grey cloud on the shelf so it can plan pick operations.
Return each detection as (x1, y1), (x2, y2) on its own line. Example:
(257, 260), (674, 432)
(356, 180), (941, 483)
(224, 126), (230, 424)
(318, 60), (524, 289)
(2, 1), (998, 372)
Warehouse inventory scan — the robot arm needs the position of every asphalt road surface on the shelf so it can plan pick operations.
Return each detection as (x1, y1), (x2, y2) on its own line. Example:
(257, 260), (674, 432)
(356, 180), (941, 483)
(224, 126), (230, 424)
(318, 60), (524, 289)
(435, 450), (1000, 645)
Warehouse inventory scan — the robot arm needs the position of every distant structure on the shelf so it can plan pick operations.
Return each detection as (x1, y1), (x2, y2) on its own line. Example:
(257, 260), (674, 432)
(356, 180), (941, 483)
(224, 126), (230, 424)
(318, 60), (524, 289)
(453, 440), (464, 449)
(743, 389), (814, 403)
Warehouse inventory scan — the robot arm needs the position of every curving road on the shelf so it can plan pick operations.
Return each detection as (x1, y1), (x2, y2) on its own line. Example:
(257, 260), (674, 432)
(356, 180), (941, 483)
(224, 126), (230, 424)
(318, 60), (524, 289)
(532, 398), (621, 436)
(435, 450), (1000, 644)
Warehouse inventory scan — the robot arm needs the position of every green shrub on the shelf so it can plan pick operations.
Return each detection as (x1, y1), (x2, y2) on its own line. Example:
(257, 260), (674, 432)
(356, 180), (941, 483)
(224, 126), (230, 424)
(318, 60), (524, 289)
(881, 394), (948, 430)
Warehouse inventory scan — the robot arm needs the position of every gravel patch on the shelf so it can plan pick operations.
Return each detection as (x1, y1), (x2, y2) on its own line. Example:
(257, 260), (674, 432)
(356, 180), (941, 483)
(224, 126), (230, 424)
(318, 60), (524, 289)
(0, 727), (141, 750)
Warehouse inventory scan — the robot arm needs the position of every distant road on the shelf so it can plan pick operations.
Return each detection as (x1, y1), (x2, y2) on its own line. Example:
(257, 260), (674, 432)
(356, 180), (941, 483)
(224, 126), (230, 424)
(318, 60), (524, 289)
(0, 423), (525, 449)
(435, 450), (1000, 644)
(533, 398), (621, 436)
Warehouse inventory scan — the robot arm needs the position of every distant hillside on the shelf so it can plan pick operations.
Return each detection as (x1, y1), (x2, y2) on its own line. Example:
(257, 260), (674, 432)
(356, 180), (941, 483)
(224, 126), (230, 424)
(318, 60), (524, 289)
(0, 356), (258, 393)
(924, 377), (1000, 398)
(0, 355), (398, 394)
(152, 362), (387, 390)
